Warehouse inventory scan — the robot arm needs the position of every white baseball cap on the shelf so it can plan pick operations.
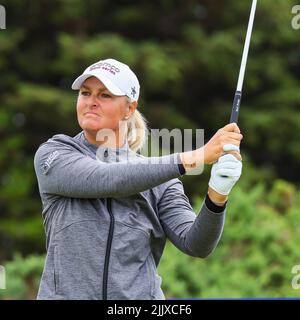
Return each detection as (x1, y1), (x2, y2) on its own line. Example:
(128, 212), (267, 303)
(71, 58), (140, 102)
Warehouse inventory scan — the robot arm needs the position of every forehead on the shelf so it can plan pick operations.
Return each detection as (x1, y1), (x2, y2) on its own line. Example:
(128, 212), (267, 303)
(81, 76), (106, 90)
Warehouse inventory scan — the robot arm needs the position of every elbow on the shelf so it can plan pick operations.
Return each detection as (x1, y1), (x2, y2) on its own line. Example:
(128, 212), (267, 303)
(191, 248), (214, 259)
(185, 233), (223, 258)
(186, 243), (217, 259)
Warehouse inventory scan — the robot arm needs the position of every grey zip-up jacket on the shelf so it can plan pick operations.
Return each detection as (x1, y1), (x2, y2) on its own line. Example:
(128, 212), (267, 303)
(34, 131), (226, 300)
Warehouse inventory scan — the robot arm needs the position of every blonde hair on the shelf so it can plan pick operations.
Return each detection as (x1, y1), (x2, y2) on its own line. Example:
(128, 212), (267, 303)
(126, 109), (148, 152)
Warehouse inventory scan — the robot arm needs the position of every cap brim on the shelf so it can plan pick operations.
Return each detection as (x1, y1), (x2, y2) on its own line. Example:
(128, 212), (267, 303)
(71, 72), (124, 96)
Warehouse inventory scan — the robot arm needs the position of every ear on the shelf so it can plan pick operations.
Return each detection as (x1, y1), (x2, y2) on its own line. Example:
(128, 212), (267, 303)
(128, 101), (138, 116)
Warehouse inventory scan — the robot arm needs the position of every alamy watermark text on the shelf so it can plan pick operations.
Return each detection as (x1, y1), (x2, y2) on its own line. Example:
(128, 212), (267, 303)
(0, 265), (5, 289)
(0, 5), (6, 30)
(292, 5), (300, 29)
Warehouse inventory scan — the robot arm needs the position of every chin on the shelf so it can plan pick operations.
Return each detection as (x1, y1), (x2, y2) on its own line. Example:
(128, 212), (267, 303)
(80, 120), (103, 132)
(85, 126), (103, 133)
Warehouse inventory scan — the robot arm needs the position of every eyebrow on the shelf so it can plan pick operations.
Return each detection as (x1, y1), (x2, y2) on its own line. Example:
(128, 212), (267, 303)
(80, 85), (108, 92)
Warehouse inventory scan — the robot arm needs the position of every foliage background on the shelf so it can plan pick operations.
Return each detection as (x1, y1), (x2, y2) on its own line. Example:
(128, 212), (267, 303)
(0, 0), (300, 299)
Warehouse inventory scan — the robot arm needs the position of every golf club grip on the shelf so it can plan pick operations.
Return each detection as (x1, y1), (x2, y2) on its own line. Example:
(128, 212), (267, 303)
(221, 91), (242, 178)
(230, 91), (242, 124)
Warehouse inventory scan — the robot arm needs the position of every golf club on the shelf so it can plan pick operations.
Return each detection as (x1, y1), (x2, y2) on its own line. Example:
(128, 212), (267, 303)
(230, 0), (257, 124)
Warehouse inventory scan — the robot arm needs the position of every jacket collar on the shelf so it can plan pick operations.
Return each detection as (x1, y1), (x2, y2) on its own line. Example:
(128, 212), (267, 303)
(78, 131), (133, 162)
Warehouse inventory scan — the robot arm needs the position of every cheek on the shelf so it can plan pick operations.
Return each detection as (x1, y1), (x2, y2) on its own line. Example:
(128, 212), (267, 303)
(102, 105), (124, 122)
(76, 101), (84, 124)
(76, 97), (85, 112)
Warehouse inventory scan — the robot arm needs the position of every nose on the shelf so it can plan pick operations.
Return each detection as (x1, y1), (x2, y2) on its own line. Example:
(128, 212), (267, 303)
(87, 94), (99, 109)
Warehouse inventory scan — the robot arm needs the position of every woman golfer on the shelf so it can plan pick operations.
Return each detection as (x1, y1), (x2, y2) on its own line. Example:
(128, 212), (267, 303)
(34, 58), (243, 300)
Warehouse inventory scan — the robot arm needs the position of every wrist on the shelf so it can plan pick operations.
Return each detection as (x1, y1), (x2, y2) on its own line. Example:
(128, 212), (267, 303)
(179, 148), (204, 172)
(207, 187), (228, 205)
(205, 194), (226, 213)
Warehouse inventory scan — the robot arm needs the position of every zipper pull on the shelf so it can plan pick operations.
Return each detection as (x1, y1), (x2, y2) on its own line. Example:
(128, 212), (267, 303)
(104, 149), (108, 157)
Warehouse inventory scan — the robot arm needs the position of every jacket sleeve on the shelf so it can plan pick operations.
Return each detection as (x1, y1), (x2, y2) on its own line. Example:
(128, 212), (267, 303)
(34, 143), (184, 199)
(157, 179), (226, 258)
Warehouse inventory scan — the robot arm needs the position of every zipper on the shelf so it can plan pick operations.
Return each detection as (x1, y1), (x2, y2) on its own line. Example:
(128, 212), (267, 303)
(102, 148), (117, 300)
(102, 198), (114, 300)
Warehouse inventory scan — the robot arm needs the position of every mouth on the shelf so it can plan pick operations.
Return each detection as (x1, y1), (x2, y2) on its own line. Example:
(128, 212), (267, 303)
(84, 112), (100, 117)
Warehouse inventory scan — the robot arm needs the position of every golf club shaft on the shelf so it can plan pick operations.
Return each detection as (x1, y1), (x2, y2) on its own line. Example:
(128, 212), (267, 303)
(230, 0), (257, 124)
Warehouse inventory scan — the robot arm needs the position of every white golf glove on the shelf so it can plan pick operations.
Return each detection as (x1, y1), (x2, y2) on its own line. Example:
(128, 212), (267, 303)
(208, 153), (242, 196)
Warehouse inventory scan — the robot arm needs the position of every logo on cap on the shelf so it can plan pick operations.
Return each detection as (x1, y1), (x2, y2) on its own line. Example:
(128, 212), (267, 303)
(89, 62), (120, 75)
(131, 87), (137, 98)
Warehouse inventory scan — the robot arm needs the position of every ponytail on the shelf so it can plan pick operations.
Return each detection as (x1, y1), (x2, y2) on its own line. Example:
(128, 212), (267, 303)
(126, 109), (148, 152)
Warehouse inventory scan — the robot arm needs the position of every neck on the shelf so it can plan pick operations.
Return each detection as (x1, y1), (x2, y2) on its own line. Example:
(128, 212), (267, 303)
(84, 129), (127, 148)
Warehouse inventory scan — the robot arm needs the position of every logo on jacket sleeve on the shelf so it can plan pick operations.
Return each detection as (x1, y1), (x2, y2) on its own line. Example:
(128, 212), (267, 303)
(42, 150), (60, 174)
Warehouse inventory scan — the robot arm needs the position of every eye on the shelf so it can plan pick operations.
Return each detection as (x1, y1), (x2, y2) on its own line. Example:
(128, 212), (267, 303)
(80, 91), (90, 96)
(100, 93), (111, 98)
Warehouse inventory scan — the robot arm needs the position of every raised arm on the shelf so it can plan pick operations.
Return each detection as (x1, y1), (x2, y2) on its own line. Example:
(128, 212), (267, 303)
(34, 143), (185, 199)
